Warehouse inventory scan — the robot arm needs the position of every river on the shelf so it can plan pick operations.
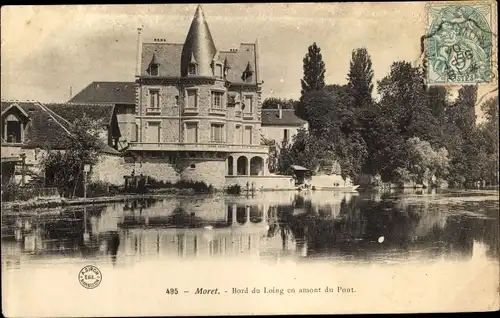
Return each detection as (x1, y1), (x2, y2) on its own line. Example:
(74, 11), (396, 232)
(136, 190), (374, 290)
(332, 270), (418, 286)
(2, 188), (498, 315)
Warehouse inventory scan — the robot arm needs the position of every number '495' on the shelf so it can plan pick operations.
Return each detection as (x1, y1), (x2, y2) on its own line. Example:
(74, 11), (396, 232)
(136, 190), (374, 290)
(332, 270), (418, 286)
(166, 288), (178, 294)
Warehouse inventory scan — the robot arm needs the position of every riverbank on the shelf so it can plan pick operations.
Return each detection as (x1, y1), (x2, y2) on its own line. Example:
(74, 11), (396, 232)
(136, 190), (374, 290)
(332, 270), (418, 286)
(1, 193), (163, 212)
(0, 187), (290, 212)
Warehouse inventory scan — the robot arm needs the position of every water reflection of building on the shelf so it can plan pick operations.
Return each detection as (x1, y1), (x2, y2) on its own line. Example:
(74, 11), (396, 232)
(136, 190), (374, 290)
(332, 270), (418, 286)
(1, 191), (497, 266)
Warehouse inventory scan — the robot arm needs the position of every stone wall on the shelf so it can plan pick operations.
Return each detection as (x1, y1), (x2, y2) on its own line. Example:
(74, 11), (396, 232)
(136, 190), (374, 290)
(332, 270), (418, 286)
(127, 155), (180, 183)
(125, 154), (227, 188)
(91, 154), (130, 185)
(180, 159), (226, 188)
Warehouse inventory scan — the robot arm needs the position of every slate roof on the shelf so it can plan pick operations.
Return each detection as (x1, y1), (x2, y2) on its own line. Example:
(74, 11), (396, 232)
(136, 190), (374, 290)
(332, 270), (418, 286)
(140, 6), (259, 85)
(141, 42), (259, 85)
(219, 44), (258, 84)
(261, 109), (307, 126)
(141, 43), (184, 78)
(1, 101), (119, 155)
(68, 81), (136, 105)
(45, 103), (115, 126)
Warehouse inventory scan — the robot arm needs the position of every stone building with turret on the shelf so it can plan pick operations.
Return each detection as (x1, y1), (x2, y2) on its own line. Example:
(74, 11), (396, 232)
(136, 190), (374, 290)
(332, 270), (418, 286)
(125, 5), (291, 189)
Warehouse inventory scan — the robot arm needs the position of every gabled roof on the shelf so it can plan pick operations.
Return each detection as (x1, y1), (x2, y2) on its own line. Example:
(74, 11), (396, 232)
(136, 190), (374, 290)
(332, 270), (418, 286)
(45, 103), (115, 126)
(1, 102), (30, 119)
(261, 109), (307, 126)
(1, 101), (120, 155)
(68, 81), (136, 105)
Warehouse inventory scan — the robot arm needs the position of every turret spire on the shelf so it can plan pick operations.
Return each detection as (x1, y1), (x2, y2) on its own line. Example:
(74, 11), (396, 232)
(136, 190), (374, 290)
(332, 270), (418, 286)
(181, 5), (217, 77)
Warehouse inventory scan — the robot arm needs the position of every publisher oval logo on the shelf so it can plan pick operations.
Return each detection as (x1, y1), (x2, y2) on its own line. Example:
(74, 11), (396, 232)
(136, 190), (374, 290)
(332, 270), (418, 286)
(78, 265), (102, 289)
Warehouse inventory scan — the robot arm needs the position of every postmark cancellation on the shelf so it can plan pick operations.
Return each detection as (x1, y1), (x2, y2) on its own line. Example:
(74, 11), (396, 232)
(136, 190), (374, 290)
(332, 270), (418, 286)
(426, 1), (496, 85)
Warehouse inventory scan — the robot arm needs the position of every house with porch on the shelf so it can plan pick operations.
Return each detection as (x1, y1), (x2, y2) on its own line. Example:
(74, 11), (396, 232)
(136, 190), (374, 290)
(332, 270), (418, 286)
(127, 5), (293, 190)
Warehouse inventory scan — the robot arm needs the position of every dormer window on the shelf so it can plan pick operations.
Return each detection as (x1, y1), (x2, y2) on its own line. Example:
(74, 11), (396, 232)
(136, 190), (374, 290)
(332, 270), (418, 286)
(211, 51), (223, 78)
(4, 115), (23, 143)
(214, 63), (223, 78)
(242, 61), (254, 82)
(187, 52), (198, 76)
(147, 53), (160, 76)
(149, 64), (159, 76)
(2, 105), (30, 144)
(223, 57), (231, 77)
(188, 63), (197, 75)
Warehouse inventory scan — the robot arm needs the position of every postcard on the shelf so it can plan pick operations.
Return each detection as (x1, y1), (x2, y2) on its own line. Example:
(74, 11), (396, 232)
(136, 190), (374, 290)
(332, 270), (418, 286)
(1, 2), (498, 317)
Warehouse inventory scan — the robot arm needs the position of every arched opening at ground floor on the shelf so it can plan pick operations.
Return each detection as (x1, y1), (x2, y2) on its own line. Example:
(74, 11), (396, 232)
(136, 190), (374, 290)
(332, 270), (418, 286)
(250, 156), (264, 176)
(236, 156), (248, 175)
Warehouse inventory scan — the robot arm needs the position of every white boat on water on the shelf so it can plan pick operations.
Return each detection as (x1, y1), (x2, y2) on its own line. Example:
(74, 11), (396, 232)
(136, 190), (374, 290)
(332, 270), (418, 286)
(291, 165), (360, 192)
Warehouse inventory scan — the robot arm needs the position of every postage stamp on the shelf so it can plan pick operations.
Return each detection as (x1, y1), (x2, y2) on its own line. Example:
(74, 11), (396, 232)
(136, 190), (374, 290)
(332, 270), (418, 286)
(426, 2), (494, 84)
(78, 265), (102, 289)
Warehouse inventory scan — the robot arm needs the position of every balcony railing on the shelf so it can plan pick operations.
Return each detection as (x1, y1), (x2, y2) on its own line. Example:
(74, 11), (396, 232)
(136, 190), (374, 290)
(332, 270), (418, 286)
(128, 142), (269, 154)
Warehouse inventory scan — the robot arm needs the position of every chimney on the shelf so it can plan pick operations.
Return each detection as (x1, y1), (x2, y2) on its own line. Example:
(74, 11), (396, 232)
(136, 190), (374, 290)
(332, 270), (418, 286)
(135, 27), (143, 77)
(69, 86), (73, 99)
(278, 104), (282, 119)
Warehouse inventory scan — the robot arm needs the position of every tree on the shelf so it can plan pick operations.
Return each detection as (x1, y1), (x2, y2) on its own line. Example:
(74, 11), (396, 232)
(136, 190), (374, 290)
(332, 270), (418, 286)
(300, 42), (326, 96)
(395, 137), (450, 185)
(452, 85), (478, 138)
(357, 105), (407, 181)
(478, 96), (499, 185)
(347, 47), (374, 108)
(442, 86), (484, 187)
(42, 115), (105, 198)
(334, 131), (368, 180)
(296, 90), (335, 133)
(377, 61), (440, 145)
(277, 128), (335, 175)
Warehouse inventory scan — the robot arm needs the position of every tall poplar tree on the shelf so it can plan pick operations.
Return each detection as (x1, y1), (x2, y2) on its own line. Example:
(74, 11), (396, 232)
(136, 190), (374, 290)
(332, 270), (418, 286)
(347, 47), (374, 108)
(300, 42), (326, 96)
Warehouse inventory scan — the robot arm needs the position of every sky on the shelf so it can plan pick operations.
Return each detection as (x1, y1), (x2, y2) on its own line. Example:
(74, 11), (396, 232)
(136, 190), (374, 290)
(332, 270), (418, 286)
(1, 3), (497, 119)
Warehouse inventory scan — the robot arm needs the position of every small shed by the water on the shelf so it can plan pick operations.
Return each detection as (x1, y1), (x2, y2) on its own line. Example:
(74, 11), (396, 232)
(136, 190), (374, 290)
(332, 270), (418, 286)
(290, 165), (311, 185)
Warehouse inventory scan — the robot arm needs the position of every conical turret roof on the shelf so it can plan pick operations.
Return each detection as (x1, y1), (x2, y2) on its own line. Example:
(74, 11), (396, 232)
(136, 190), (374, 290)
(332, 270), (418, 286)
(181, 5), (217, 77)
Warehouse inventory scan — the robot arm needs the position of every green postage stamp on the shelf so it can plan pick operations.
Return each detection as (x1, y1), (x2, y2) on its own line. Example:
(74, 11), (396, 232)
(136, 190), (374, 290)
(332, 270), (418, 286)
(426, 2), (495, 84)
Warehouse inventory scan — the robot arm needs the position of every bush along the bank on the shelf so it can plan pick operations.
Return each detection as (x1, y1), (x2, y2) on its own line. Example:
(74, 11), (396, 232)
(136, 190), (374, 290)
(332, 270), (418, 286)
(2, 182), (23, 202)
(86, 181), (121, 198)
